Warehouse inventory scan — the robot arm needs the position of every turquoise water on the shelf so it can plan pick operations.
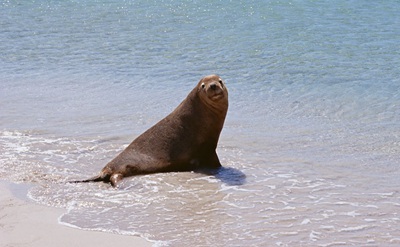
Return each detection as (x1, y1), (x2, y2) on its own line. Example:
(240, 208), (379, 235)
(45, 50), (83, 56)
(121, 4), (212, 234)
(1, 1), (400, 246)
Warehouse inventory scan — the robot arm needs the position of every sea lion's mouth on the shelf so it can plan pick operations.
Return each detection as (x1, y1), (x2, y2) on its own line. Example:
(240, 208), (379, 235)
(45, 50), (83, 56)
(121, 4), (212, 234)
(211, 92), (224, 100)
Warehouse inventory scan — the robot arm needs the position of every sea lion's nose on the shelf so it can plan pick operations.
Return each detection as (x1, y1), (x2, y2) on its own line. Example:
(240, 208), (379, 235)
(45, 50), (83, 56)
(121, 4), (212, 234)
(210, 83), (217, 90)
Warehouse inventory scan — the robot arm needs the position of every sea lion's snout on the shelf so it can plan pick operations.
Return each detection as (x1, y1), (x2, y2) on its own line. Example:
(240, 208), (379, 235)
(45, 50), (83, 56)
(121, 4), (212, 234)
(198, 74), (228, 105)
(207, 83), (224, 100)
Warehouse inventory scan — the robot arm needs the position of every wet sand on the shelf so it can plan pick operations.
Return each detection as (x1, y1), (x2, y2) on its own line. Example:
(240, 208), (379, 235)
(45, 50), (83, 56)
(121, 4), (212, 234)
(0, 180), (151, 247)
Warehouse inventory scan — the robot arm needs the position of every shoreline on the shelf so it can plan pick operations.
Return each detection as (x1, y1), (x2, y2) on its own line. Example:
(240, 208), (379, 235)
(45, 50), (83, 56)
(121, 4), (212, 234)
(0, 180), (152, 247)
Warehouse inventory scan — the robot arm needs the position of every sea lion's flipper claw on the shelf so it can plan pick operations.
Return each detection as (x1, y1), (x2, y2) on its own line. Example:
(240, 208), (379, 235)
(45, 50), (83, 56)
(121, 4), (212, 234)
(110, 173), (123, 187)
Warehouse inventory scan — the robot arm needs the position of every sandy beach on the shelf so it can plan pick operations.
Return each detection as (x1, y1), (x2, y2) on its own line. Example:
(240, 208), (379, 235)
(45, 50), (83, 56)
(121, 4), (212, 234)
(0, 180), (151, 247)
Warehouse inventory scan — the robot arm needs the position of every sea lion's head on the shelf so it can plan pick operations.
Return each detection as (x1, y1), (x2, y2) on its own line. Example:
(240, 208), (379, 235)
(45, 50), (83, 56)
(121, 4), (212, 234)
(197, 74), (228, 111)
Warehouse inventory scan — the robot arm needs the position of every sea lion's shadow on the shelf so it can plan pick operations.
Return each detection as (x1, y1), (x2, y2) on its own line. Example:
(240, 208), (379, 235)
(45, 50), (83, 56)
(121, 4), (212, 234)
(197, 167), (246, 186)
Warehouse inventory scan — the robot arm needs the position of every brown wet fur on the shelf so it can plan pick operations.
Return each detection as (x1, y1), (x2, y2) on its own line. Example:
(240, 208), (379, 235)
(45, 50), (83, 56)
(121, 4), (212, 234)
(72, 75), (228, 187)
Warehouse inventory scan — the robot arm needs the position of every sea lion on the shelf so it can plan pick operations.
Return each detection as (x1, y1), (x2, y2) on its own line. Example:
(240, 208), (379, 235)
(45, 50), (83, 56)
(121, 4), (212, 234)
(73, 74), (228, 187)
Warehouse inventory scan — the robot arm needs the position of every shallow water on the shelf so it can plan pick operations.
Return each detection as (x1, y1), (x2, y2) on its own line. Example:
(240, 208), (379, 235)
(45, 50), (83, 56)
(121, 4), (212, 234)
(1, 1), (400, 246)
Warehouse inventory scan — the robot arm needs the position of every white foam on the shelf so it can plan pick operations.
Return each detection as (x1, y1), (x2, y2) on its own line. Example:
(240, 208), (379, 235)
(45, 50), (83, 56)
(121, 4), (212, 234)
(309, 230), (321, 241)
(339, 225), (374, 232)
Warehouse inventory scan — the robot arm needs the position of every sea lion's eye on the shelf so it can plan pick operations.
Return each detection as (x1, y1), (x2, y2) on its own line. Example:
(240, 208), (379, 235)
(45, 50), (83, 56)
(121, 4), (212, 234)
(201, 83), (205, 89)
(218, 79), (224, 88)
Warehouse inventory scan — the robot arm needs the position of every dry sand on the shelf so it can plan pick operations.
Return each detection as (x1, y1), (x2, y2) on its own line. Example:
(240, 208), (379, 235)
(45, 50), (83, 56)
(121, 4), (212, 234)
(0, 181), (152, 247)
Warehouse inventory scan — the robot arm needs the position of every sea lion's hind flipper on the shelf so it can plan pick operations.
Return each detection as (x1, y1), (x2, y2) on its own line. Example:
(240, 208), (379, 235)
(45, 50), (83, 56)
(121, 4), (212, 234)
(68, 173), (111, 184)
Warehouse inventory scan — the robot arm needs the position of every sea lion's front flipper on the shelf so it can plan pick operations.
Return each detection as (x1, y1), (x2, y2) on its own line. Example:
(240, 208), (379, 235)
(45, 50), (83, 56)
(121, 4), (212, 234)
(203, 151), (222, 169)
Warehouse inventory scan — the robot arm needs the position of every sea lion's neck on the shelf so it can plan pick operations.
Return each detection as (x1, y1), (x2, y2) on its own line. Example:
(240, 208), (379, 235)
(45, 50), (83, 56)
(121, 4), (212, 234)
(208, 100), (228, 118)
(193, 92), (228, 130)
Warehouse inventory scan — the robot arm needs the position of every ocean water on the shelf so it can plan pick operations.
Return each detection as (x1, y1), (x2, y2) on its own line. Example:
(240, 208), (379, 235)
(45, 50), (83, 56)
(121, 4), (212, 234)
(1, 0), (400, 246)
